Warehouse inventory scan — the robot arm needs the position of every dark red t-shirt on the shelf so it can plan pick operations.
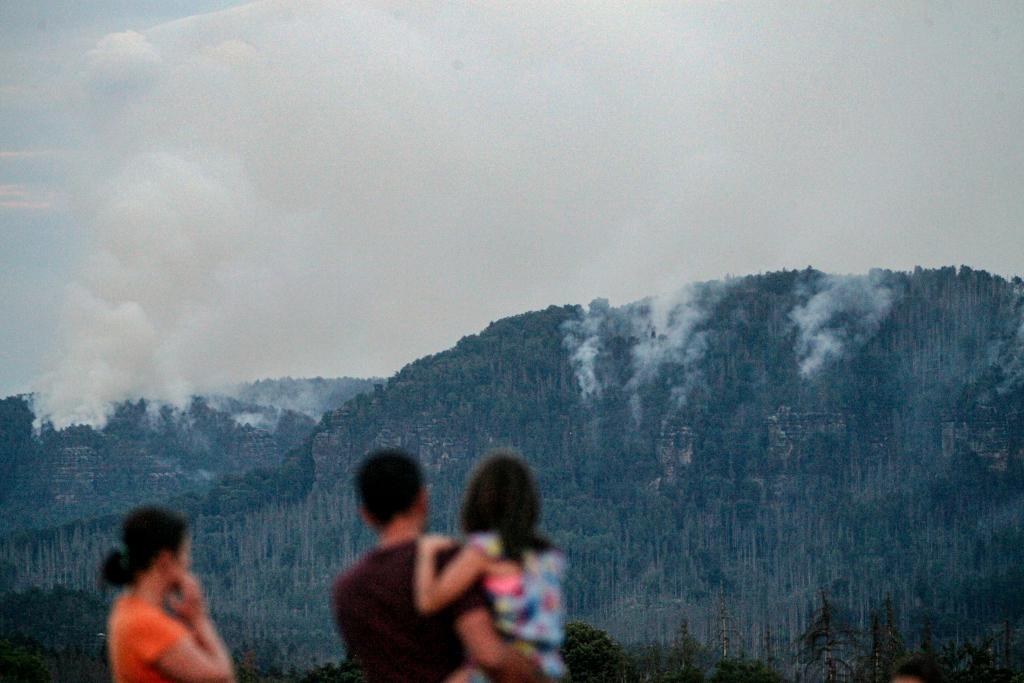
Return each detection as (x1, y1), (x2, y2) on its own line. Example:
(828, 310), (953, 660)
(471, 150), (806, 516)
(332, 540), (487, 683)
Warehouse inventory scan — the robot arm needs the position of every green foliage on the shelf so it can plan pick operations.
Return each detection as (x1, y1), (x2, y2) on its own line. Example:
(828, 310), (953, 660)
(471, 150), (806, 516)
(0, 393), (323, 534)
(297, 660), (365, 682)
(0, 588), (106, 652)
(0, 639), (50, 683)
(662, 667), (705, 683)
(2, 604), (1023, 683)
(0, 396), (34, 507)
(626, 643), (706, 682)
(940, 639), (1018, 683)
(709, 658), (783, 683)
(234, 658), (365, 683)
(669, 620), (709, 673)
(565, 620), (630, 682)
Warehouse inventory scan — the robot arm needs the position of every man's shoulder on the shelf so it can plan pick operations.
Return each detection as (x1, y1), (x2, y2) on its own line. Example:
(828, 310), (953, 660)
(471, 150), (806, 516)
(332, 564), (356, 600)
(333, 542), (416, 600)
(332, 553), (374, 601)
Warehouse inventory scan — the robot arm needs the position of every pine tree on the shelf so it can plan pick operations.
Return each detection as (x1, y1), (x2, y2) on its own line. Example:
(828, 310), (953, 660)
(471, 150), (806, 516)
(921, 615), (933, 655)
(763, 623), (776, 672)
(870, 612), (882, 683)
(1004, 620), (1014, 671)
(671, 619), (705, 672)
(881, 595), (905, 674)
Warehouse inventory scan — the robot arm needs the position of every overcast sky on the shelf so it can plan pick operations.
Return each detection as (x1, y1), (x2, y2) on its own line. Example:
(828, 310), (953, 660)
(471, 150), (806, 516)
(1, 1), (1022, 423)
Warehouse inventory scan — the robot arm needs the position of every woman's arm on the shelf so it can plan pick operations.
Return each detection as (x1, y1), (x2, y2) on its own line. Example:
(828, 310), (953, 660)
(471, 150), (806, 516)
(157, 573), (235, 683)
(415, 536), (489, 615)
(156, 635), (234, 683)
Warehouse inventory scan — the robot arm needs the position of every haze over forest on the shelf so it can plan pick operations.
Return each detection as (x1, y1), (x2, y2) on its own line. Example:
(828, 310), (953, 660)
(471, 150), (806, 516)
(2, 266), (1024, 679)
(2, 1), (1023, 427)
(2, 2), (1024, 681)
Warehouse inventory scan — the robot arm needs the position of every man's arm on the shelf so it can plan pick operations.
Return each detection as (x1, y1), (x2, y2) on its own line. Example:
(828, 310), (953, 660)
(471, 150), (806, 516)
(455, 608), (543, 683)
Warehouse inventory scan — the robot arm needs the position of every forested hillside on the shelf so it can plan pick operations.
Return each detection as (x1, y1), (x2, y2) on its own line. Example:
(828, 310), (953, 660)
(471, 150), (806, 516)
(2, 266), (1023, 673)
(0, 377), (374, 534)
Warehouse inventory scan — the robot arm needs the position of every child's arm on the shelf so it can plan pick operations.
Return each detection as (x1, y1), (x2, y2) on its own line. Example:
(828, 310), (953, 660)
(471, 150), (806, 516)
(415, 537), (490, 615)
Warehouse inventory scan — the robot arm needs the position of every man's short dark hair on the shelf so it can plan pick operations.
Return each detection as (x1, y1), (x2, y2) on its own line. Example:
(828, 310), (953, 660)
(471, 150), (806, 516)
(892, 654), (944, 683)
(357, 449), (423, 524)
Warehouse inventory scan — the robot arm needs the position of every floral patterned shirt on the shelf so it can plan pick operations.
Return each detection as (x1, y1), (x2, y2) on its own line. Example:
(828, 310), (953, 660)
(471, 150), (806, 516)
(467, 532), (566, 678)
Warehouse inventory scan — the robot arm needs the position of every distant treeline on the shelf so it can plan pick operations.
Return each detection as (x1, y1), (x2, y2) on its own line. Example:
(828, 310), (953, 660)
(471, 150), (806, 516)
(1, 587), (1021, 682)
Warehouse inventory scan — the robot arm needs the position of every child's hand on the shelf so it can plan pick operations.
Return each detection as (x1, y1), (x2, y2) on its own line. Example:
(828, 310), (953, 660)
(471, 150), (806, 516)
(419, 534), (456, 555)
(416, 536), (487, 615)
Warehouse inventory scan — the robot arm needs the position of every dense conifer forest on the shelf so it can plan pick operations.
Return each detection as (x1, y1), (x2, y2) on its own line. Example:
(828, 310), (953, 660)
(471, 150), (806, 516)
(1, 266), (1023, 679)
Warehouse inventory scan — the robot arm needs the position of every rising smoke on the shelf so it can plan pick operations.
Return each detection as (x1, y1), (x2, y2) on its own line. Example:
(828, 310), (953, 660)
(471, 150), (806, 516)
(228, 377), (377, 419)
(626, 284), (721, 408)
(564, 272), (900, 409)
(997, 282), (1024, 393)
(35, 151), (263, 426)
(30, 2), (1024, 427)
(562, 298), (611, 400)
(789, 271), (897, 378)
(563, 282), (725, 418)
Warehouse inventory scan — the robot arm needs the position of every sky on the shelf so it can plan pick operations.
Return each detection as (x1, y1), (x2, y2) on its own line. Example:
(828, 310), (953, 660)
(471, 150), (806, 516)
(1, 1), (1022, 425)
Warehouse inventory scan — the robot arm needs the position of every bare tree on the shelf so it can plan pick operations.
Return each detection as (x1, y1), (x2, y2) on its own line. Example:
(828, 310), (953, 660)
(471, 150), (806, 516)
(798, 591), (858, 682)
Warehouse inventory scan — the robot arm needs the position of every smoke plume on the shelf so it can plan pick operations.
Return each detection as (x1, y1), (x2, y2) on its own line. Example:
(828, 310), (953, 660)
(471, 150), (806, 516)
(563, 283), (723, 417)
(563, 299), (612, 400)
(997, 283), (1024, 392)
(626, 284), (719, 407)
(30, 2), (1024, 426)
(790, 272), (896, 378)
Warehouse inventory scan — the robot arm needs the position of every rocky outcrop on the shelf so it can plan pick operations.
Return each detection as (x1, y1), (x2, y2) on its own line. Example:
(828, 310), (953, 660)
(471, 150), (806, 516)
(942, 405), (1018, 471)
(410, 418), (472, 472)
(311, 406), (358, 483)
(656, 418), (694, 483)
(50, 446), (102, 506)
(766, 406), (847, 464)
(311, 407), (472, 483)
(227, 428), (280, 470)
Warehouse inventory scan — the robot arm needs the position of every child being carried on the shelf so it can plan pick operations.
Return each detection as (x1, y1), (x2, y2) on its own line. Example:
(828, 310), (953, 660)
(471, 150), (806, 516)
(416, 450), (566, 682)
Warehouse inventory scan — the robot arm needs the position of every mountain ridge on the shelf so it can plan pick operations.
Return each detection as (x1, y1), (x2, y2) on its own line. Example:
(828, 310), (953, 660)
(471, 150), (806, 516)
(2, 266), (1023, 670)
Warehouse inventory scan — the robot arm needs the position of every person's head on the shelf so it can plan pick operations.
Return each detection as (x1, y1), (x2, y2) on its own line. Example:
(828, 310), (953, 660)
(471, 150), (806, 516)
(461, 449), (549, 561)
(101, 507), (189, 589)
(892, 654), (944, 683)
(356, 449), (426, 530)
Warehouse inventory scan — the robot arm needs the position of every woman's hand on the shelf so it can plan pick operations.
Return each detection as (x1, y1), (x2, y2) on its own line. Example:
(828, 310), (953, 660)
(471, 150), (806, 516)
(168, 572), (207, 626)
(158, 572), (236, 682)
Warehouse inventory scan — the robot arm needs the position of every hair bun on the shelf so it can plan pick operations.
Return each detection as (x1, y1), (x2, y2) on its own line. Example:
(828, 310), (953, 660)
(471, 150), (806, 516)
(101, 549), (132, 586)
(100, 507), (188, 587)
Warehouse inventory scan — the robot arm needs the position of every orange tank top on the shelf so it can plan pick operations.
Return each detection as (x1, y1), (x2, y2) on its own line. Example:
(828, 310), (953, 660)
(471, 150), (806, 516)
(107, 594), (189, 683)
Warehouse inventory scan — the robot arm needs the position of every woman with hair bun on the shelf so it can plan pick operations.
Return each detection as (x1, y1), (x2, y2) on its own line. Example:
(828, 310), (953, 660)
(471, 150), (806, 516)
(102, 506), (235, 683)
